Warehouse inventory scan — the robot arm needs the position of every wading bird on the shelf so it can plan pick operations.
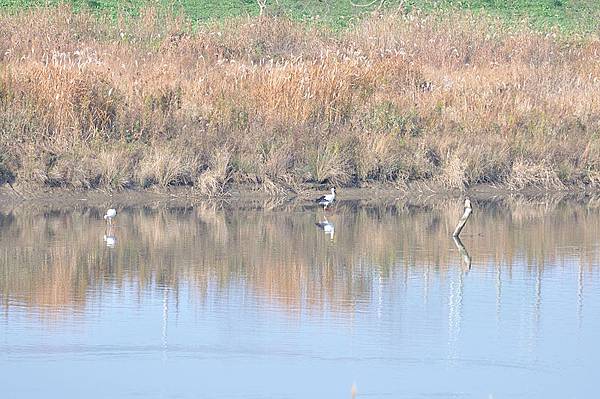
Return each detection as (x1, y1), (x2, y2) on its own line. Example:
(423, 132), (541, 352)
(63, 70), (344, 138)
(104, 208), (117, 225)
(315, 187), (336, 210)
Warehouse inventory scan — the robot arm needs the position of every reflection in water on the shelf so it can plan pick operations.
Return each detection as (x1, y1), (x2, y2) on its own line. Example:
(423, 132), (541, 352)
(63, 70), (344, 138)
(1, 198), (599, 321)
(315, 215), (335, 241)
(578, 261), (584, 328)
(104, 224), (117, 248)
(0, 197), (599, 398)
(162, 287), (169, 361)
(447, 267), (464, 362)
(496, 259), (502, 324)
(452, 236), (471, 270)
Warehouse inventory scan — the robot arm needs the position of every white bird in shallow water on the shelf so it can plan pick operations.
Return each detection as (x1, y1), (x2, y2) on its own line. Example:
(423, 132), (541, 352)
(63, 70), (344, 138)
(315, 217), (335, 240)
(104, 208), (117, 225)
(315, 187), (336, 209)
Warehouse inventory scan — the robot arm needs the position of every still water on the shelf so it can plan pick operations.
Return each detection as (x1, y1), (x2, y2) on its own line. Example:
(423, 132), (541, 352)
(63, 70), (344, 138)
(0, 197), (599, 398)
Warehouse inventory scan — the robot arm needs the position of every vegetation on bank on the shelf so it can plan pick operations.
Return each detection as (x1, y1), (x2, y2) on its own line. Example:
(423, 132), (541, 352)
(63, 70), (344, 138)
(0, 5), (599, 195)
(2, 0), (600, 32)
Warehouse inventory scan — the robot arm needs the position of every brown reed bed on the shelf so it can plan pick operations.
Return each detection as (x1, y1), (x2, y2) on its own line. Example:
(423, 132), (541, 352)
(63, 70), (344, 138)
(0, 7), (599, 195)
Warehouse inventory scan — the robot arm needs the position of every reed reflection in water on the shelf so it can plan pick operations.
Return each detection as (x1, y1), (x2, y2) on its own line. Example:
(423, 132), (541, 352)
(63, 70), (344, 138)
(0, 198), (599, 398)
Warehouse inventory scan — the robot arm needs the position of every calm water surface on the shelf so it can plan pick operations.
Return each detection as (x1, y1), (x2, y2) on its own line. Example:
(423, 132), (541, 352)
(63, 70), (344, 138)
(0, 198), (599, 398)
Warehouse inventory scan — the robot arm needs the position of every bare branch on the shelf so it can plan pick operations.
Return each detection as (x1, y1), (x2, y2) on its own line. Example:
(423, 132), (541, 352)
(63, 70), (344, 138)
(350, 0), (386, 10)
(350, 0), (379, 7)
(256, 0), (267, 16)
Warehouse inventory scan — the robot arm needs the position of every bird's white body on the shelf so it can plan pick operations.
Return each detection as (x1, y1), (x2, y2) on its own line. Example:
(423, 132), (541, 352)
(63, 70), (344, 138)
(316, 188), (336, 209)
(104, 208), (117, 225)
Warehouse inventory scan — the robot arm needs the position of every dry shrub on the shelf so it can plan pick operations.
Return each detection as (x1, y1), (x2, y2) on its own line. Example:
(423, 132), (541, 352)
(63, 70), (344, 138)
(0, 7), (599, 194)
(219, 17), (326, 62)
(223, 55), (377, 128)
(13, 152), (47, 187)
(241, 136), (299, 193)
(0, 155), (15, 186)
(507, 160), (565, 191)
(6, 64), (117, 141)
(355, 132), (405, 182)
(96, 148), (137, 189)
(259, 138), (295, 180)
(466, 144), (511, 186)
(196, 149), (232, 196)
(308, 143), (352, 185)
(437, 150), (469, 190)
(136, 146), (194, 188)
(432, 140), (512, 190)
(45, 152), (100, 189)
(586, 169), (600, 187)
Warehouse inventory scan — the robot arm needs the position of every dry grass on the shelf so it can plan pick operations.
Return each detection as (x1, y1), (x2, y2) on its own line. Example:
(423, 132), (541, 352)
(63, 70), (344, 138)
(0, 7), (599, 194)
(195, 148), (232, 196)
(136, 146), (195, 188)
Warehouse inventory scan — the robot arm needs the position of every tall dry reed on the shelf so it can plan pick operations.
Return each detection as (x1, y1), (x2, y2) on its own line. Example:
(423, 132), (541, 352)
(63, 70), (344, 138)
(0, 7), (599, 193)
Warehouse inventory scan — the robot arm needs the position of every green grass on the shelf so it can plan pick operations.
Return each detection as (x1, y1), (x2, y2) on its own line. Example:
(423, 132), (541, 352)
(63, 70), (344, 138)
(414, 0), (600, 33)
(1, 0), (599, 32)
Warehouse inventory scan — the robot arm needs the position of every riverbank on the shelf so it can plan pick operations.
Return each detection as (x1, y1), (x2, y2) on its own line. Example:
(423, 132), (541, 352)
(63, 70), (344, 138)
(2, 183), (599, 214)
(1, 7), (599, 195)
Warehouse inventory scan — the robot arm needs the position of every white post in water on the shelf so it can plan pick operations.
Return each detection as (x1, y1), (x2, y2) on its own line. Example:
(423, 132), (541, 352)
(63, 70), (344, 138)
(452, 198), (472, 238)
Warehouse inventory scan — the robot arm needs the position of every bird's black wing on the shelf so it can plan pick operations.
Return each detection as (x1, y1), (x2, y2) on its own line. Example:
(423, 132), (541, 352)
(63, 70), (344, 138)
(315, 195), (326, 203)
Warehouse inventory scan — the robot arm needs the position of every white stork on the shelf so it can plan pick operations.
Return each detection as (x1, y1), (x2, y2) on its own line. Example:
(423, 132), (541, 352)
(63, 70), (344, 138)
(104, 208), (117, 225)
(315, 187), (336, 209)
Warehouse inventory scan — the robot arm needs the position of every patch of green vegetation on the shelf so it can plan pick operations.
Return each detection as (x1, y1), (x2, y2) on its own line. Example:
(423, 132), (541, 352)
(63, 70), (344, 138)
(413, 0), (600, 33)
(1, 0), (599, 32)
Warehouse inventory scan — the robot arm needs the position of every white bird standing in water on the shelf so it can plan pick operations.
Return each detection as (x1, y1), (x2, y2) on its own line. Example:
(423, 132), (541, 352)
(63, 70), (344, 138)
(104, 208), (117, 225)
(315, 187), (336, 209)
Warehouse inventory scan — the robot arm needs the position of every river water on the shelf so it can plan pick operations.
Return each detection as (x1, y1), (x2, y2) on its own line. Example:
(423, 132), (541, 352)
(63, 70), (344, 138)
(0, 197), (598, 398)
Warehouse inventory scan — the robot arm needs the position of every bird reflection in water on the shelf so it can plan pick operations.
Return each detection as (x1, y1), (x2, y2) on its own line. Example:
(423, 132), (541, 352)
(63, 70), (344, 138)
(103, 208), (117, 248)
(315, 216), (335, 241)
(104, 233), (116, 248)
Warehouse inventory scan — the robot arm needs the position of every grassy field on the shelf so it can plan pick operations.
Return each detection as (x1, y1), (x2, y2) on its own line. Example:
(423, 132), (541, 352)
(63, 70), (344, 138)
(2, 0), (600, 32)
(0, 4), (599, 195)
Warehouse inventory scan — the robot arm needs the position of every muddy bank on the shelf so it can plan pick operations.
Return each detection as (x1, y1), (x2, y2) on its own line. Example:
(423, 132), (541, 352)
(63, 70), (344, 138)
(1, 183), (598, 214)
